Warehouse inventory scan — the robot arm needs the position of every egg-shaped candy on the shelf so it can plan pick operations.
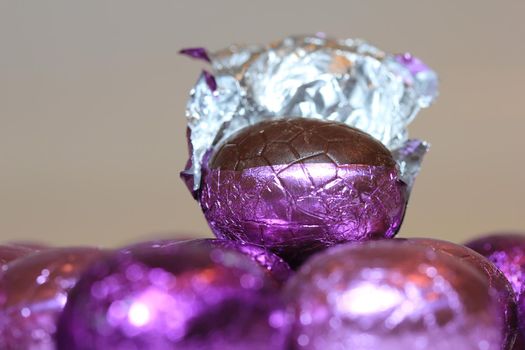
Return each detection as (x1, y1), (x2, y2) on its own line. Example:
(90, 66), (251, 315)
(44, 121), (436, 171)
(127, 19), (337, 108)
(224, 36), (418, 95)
(0, 247), (104, 350)
(201, 118), (406, 265)
(284, 240), (510, 350)
(56, 243), (290, 350)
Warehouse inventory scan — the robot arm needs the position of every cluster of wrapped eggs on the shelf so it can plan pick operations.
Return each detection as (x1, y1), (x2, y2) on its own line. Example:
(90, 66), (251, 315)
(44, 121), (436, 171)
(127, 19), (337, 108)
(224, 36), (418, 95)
(2, 36), (524, 350)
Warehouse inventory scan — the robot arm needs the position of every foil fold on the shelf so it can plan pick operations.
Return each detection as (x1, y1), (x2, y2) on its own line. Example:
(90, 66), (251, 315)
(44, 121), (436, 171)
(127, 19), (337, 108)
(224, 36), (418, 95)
(182, 35), (438, 194)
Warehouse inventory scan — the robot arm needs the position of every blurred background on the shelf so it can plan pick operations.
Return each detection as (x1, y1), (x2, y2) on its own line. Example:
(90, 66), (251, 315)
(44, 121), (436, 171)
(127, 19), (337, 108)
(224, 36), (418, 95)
(1, 0), (524, 247)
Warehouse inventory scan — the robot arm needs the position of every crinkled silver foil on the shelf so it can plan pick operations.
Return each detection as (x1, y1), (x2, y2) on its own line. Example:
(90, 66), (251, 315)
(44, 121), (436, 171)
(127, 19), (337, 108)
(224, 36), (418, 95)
(183, 35), (438, 193)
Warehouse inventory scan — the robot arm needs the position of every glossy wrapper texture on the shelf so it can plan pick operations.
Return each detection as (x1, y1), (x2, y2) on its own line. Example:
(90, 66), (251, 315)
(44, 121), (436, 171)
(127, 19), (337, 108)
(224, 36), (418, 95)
(201, 119), (406, 265)
(181, 35), (438, 194)
(176, 239), (292, 284)
(465, 234), (525, 299)
(0, 244), (40, 272)
(124, 238), (292, 284)
(404, 238), (518, 349)
(0, 247), (104, 350)
(56, 244), (289, 350)
(284, 240), (506, 350)
(465, 233), (525, 348)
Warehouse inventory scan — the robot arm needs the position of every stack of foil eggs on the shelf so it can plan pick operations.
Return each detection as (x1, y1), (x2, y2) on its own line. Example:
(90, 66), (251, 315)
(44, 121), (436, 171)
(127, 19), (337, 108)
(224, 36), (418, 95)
(1, 35), (525, 350)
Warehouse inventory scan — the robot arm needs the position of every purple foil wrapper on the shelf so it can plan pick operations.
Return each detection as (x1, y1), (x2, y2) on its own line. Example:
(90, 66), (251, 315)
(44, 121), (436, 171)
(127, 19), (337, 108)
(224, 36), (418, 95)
(465, 233), (525, 349)
(123, 238), (292, 284)
(56, 243), (290, 350)
(177, 239), (292, 284)
(179, 47), (211, 63)
(403, 238), (518, 349)
(0, 247), (105, 350)
(201, 163), (406, 265)
(284, 240), (508, 350)
(465, 234), (525, 297)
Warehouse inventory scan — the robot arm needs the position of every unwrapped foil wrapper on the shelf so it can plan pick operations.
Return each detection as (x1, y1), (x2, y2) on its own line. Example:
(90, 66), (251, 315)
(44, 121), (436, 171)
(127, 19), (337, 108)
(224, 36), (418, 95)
(181, 35), (438, 194)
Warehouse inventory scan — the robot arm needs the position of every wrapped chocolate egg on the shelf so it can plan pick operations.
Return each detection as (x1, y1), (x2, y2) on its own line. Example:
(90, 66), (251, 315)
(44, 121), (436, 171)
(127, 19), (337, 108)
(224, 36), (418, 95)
(0, 247), (104, 350)
(284, 240), (509, 350)
(465, 233), (525, 348)
(181, 35), (438, 262)
(201, 118), (406, 264)
(56, 243), (289, 349)
(403, 238), (518, 348)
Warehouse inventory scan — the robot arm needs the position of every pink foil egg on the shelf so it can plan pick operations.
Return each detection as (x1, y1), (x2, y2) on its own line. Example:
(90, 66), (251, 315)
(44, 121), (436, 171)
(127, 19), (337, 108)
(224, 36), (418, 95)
(284, 240), (509, 350)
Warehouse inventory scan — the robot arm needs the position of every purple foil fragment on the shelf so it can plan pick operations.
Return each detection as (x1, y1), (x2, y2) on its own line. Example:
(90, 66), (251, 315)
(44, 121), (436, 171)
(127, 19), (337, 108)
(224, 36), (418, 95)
(179, 47), (211, 63)
(200, 163), (406, 266)
(395, 53), (431, 75)
(0, 247), (105, 350)
(284, 240), (507, 350)
(56, 243), (290, 350)
(202, 70), (217, 92)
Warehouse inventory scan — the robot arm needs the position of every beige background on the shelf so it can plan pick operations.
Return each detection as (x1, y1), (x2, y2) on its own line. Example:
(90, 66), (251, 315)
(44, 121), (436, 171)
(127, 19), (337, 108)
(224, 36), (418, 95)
(1, 1), (525, 248)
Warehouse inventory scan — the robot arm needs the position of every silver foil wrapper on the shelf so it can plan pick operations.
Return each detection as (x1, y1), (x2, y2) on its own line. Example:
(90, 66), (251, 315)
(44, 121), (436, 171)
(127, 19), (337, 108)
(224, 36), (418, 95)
(182, 35), (438, 193)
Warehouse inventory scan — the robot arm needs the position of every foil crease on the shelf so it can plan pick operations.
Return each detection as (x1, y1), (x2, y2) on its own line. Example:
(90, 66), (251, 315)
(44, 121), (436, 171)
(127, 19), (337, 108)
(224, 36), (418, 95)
(200, 163), (406, 264)
(183, 35), (438, 193)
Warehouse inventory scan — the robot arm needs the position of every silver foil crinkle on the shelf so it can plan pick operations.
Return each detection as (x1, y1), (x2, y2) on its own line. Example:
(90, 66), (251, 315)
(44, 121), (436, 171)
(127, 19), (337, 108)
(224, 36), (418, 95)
(183, 35), (438, 193)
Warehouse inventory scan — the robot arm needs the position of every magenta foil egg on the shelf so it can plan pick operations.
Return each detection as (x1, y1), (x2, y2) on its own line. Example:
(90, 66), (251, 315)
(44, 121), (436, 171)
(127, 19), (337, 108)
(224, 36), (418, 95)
(124, 238), (292, 284)
(56, 243), (290, 350)
(465, 234), (525, 297)
(403, 238), (518, 348)
(284, 240), (508, 350)
(0, 247), (104, 350)
(200, 119), (407, 265)
(465, 233), (525, 348)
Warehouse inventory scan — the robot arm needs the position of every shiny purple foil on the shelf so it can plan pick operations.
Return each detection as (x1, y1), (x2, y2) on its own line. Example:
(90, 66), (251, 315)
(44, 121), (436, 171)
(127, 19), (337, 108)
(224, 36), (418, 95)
(0, 247), (104, 350)
(284, 240), (507, 350)
(404, 238), (518, 348)
(465, 234), (525, 296)
(200, 163), (406, 265)
(124, 238), (292, 284)
(56, 243), (289, 350)
(465, 233), (525, 349)
(177, 239), (292, 284)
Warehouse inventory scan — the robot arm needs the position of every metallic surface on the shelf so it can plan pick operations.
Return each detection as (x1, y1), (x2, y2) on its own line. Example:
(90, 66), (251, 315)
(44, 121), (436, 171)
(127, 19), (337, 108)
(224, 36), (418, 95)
(124, 238), (292, 284)
(466, 233), (525, 349)
(0, 247), (104, 350)
(284, 240), (506, 350)
(182, 35), (438, 193)
(210, 119), (396, 170)
(0, 244), (39, 272)
(404, 238), (518, 349)
(177, 239), (292, 284)
(56, 243), (289, 349)
(201, 163), (406, 265)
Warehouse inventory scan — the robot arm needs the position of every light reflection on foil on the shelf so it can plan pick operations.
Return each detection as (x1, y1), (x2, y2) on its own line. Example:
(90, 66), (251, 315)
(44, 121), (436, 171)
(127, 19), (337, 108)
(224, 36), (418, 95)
(182, 35), (438, 193)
